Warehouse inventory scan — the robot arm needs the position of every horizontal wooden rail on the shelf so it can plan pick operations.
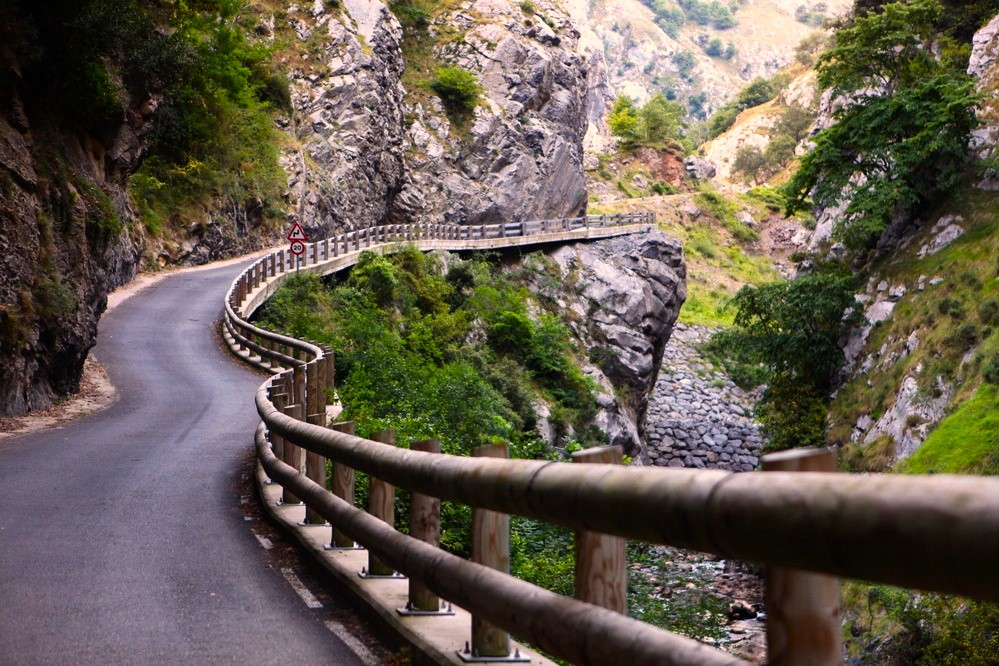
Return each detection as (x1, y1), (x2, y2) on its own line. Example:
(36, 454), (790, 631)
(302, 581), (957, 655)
(224, 212), (999, 664)
(255, 424), (747, 666)
(258, 397), (999, 602)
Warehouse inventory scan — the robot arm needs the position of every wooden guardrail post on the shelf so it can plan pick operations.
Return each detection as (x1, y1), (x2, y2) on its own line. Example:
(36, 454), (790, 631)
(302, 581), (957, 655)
(266, 386), (287, 476)
(361, 430), (402, 578)
(398, 438), (452, 615)
(292, 363), (306, 407)
(573, 445), (626, 613)
(462, 443), (523, 662)
(762, 447), (841, 666)
(324, 421), (362, 550)
(302, 363), (328, 525)
(281, 402), (304, 506)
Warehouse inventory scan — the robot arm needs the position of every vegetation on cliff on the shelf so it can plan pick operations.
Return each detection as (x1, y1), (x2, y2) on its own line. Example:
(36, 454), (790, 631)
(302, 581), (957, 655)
(784, 0), (980, 250)
(3, 0), (287, 239)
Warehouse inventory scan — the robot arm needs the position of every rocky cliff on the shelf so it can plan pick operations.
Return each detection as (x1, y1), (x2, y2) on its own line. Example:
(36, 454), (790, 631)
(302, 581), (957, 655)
(278, 0), (589, 235)
(526, 231), (687, 454)
(825, 14), (999, 470)
(0, 72), (147, 416)
(566, 0), (849, 132)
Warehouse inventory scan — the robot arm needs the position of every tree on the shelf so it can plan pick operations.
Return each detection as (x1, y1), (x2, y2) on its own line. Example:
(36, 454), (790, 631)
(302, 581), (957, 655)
(638, 93), (685, 144)
(732, 145), (766, 185)
(714, 273), (864, 449)
(607, 96), (640, 145)
(763, 134), (797, 171)
(770, 105), (814, 143)
(608, 94), (686, 149)
(784, 0), (979, 250)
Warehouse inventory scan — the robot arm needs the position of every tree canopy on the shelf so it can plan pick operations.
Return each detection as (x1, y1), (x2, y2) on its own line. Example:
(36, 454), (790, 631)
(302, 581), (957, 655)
(784, 0), (980, 249)
(608, 93), (687, 150)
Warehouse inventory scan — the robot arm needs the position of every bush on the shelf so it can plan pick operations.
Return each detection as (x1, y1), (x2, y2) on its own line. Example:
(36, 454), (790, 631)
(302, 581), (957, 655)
(979, 300), (999, 326)
(984, 353), (999, 385)
(430, 66), (482, 115)
(784, 0), (979, 250)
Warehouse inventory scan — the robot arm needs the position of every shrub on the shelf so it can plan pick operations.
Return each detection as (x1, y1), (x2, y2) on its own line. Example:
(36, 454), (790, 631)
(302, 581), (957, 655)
(430, 66), (482, 115)
(938, 297), (964, 318)
(979, 299), (999, 326)
(983, 353), (999, 385)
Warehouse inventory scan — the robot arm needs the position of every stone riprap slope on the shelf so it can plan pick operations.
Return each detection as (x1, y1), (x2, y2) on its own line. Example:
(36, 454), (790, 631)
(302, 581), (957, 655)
(645, 324), (764, 471)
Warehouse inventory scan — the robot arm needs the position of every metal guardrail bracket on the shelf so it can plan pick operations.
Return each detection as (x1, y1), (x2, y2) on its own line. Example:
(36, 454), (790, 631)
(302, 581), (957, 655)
(297, 520), (330, 527)
(358, 567), (406, 580)
(456, 643), (530, 663)
(396, 601), (455, 617)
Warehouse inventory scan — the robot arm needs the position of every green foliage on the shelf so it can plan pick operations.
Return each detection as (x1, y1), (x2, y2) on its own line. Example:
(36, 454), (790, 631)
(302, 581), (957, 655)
(706, 75), (790, 138)
(900, 384), (999, 474)
(639, 0), (687, 37)
(116, 0), (288, 235)
(713, 272), (864, 449)
(430, 66), (483, 116)
(732, 146), (766, 185)
(671, 50), (698, 82)
(640, 0), (737, 33)
(7, 0), (187, 130)
(771, 105), (816, 143)
(608, 94), (687, 151)
(695, 189), (758, 242)
(628, 545), (728, 642)
(843, 583), (999, 664)
(258, 248), (600, 456)
(784, 0), (980, 250)
(794, 31), (832, 66)
(794, 2), (827, 26)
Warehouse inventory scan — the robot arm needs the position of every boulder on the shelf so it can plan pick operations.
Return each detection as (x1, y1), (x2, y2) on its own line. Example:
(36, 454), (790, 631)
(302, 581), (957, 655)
(683, 156), (717, 180)
(537, 232), (687, 454)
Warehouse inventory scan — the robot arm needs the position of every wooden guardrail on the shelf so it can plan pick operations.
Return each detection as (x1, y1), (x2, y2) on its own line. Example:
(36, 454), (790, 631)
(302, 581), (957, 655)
(223, 214), (999, 665)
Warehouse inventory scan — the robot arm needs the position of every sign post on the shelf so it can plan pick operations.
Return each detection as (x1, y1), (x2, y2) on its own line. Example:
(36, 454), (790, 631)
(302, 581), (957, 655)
(287, 223), (308, 272)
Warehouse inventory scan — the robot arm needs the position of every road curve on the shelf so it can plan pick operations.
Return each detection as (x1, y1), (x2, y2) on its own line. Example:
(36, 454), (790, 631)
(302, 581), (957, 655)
(0, 261), (362, 664)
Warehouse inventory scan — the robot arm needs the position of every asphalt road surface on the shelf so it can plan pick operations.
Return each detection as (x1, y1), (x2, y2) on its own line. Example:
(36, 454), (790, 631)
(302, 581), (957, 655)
(0, 262), (364, 664)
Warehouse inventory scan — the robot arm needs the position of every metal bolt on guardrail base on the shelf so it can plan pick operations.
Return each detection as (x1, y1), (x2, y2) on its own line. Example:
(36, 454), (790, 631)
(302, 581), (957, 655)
(457, 641), (529, 664)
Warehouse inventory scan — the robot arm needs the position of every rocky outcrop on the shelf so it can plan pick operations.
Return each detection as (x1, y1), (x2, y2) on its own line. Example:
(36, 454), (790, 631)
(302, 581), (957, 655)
(969, 14), (999, 189)
(280, 1), (408, 237)
(280, 0), (589, 233)
(0, 83), (146, 416)
(528, 231), (687, 454)
(397, 0), (589, 225)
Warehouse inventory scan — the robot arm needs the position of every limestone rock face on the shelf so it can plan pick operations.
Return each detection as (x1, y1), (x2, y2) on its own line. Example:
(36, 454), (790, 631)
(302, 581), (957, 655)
(0, 86), (147, 416)
(969, 13), (999, 189)
(281, 0), (589, 233)
(281, 0), (408, 238)
(534, 232), (687, 454)
(398, 0), (589, 225)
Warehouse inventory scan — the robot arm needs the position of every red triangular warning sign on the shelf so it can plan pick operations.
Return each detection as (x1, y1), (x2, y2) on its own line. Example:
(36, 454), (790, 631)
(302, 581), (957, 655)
(287, 223), (308, 242)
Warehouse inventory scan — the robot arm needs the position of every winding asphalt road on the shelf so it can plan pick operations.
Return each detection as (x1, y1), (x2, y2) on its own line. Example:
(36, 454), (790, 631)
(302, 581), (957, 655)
(0, 261), (363, 664)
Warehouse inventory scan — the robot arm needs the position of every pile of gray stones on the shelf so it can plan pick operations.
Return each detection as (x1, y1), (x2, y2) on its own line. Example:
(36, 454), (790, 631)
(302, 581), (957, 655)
(644, 324), (765, 471)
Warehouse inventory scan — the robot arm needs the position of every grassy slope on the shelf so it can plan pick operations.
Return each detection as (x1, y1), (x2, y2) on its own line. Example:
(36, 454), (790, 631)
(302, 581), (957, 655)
(590, 188), (784, 327)
(900, 383), (999, 474)
(831, 184), (999, 472)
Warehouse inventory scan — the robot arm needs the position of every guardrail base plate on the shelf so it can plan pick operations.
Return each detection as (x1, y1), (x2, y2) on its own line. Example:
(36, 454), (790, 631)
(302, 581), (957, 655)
(456, 648), (530, 663)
